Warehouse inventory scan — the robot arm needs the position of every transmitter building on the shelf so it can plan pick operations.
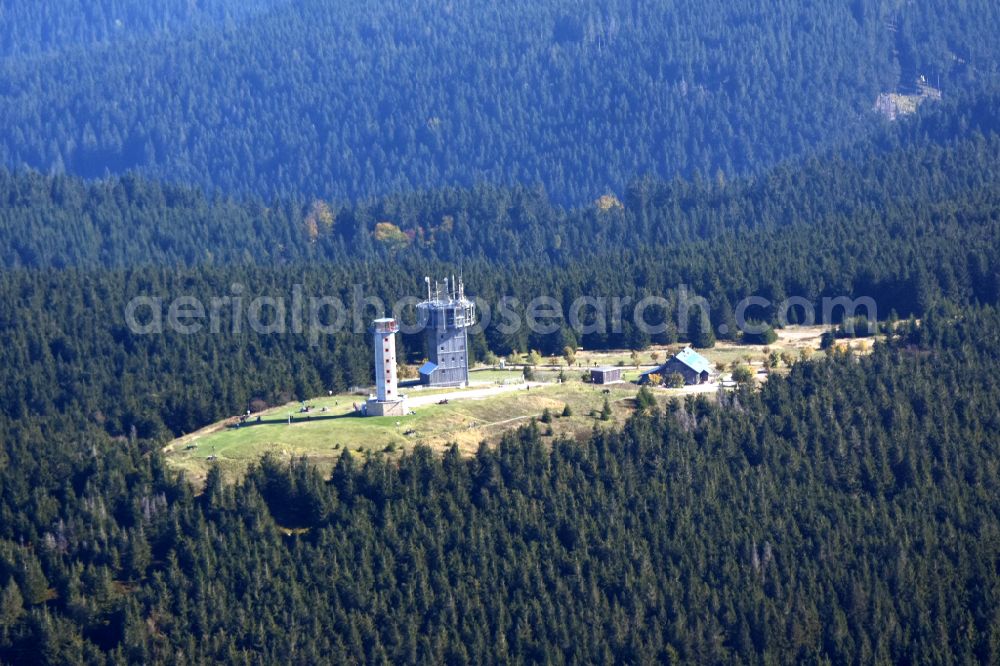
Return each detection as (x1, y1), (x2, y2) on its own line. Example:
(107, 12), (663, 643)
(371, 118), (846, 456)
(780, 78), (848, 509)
(417, 276), (476, 387)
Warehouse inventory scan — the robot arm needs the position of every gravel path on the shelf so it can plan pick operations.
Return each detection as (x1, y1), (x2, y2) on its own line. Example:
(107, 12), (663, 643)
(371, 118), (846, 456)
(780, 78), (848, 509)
(404, 382), (546, 408)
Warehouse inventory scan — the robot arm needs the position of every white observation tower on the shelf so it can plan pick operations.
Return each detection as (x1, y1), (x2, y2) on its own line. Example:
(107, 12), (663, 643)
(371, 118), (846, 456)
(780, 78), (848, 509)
(366, 318), (408, 417)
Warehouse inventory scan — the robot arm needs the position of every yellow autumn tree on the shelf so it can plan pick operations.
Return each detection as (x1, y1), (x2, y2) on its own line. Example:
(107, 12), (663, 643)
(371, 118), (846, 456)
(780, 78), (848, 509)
(373, 222), (411, 247)
(595, 193), (623, 212)
(304, 199), (334, 242)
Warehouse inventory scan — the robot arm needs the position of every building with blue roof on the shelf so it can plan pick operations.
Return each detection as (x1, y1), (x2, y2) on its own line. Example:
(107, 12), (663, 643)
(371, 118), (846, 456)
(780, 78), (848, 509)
(640, 347), (714, 386)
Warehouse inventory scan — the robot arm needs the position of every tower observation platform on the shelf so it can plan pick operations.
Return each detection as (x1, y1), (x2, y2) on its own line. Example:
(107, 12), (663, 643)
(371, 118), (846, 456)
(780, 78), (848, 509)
(417, 276), (476, 387)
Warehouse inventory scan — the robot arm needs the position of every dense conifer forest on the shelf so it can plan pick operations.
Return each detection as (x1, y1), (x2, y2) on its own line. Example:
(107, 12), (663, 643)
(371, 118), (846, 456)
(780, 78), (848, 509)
(3, 2), (1000, 661)
(1, 96), (999, 440)
(1, 0), (999, 202)
(0, 88), (999, 660)
(2, 306), (1000, 662)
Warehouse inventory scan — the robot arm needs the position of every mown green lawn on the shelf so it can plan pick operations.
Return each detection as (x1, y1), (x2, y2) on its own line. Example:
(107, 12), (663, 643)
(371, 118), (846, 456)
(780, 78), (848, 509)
(166, 378), (652, 483)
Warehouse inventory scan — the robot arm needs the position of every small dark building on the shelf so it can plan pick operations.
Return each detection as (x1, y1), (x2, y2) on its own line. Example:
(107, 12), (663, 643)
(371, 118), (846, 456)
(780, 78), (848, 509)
(591, 367), (624, 384)
(641, 347), (713, 386)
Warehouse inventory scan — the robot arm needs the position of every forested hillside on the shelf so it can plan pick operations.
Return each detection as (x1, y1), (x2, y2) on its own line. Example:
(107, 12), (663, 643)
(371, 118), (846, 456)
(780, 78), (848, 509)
(1, 99), (998, 442)
(3, 89), (1000, 270)
(1, 0), (998, 202)
(2, 305), (999, 662)
(0, 1), (282, 58)
(3, 8), (1000, 659)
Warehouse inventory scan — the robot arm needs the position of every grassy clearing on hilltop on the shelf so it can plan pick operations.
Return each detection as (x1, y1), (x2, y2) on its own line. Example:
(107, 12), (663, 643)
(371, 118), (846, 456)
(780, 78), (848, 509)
(165, 325), (858, 483)
(164, 378), (645, 484)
